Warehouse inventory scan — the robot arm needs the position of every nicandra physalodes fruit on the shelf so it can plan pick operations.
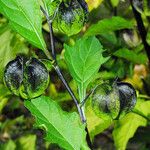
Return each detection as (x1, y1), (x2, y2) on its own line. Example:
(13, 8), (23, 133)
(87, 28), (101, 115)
(91, 82), (137, 120)
(55, 0), (89, 36)
(4, 56), (50, 99)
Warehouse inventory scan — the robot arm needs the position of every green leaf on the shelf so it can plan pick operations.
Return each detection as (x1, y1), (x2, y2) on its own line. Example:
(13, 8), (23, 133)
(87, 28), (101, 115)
(134, 99), (150, 118)
(0, 84), (10, 98)
(85, 17), (134, 37)
(100, 32), (117, 45)
(86, 105), (112, 139)
(113, 113), (147, 150)
(110, 0), (119, 7)
(64, 36), (108, 90)
(24, 96), (89, 150)
(0, 97), (8, 113)
(143, 0), (150, 16)
(95, 71), (116, 80)
(146, 27), (150, 45)
(0, 140), (16, 150)
(113, 48), (148, 64)
(0, 116), (24, 131)
(0, 84), (10, 113)
(0, 29), (28, 81)
(0, 0), (46, 51)
(16, 134), (36, 150)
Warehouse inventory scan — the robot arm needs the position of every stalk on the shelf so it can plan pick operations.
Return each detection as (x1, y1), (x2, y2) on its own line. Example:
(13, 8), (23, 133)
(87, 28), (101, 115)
(40, 5), (93, 149)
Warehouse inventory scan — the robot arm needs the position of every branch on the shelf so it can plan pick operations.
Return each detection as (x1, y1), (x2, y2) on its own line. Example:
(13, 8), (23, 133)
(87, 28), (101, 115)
(40, 6), (86, 122)
(130, 0), (150, 62)
(40, 5), (93, 149)
(40, 6), (56, 60)
(80, 86), (98, 107)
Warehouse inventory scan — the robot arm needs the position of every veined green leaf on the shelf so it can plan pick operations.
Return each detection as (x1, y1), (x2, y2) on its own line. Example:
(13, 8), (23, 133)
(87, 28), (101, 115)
(85, 17), (134, 37)
(113, 113), (147, 150)
(24, 96), (89, 150)
(64, 36), (109, 90)
(113, 48), (148, 64)
(0, 0), (46, 51)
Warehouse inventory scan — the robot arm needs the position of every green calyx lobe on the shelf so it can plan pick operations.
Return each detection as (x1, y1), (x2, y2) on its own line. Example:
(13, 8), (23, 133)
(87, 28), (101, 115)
(91, 82), (137, 120)
(4, 56), (50, 99)
(92, 83), (120, 120)
(55, 0), (88, 36)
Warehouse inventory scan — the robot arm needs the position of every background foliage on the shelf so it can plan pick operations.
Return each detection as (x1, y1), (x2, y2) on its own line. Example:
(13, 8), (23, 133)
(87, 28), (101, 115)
(0, 0), (150, 150)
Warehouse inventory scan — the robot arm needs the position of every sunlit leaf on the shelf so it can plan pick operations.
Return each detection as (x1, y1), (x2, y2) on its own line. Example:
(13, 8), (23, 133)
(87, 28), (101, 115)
(16, 134), (36, 150)
(85, 0), (103, 11)
(86, 104), (112, 139)
(64, 36), (108, 91)
(110, 0), (119, 7)
(0, 29), (28, 81)
(134, 99), (150, 118)
(0, 0), (46, 51)
(113, 48), (148, 64)
(113, 113), (147, 150)
(25, 96), (89, 150)
(85, 17), (134, 37)
(0, 140), (16, 150)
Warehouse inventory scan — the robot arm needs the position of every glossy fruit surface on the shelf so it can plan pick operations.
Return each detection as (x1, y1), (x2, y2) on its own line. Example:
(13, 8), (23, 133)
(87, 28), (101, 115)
(4, 56), (23, 96)
(117, 82), (137, 118)
(55, 0), (88, 36)
(4, 56), (49, 99)
(92, 83), (120, 120)
(91, 82), (137, 120)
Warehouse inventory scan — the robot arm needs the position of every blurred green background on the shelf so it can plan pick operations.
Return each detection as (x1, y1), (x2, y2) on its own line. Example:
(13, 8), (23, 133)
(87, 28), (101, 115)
(0, 0), (150, 149)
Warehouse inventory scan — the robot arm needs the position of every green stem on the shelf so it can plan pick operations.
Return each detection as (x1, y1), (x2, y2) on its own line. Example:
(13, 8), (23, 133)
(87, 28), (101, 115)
(78, 83), (93, 149)
(79, 83), (85, 101)
(40, 4), (93, 149)
(78, 83), (86, 122)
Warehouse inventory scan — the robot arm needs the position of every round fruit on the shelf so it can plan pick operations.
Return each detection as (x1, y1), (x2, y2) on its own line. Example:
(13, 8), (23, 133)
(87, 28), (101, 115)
(55, 0), (88, 36)
(92, 83), (120, 120)
(4, 56), (50, 99)
(117, 82), (137, 118)
(4, 56), (23, 96)
(91, 82), (137, 120)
